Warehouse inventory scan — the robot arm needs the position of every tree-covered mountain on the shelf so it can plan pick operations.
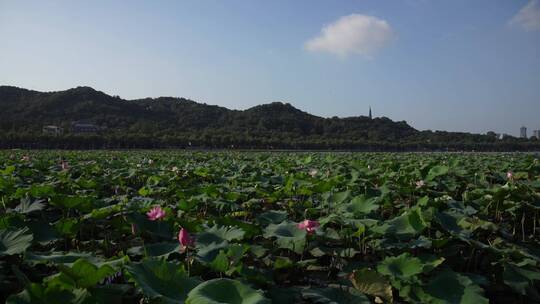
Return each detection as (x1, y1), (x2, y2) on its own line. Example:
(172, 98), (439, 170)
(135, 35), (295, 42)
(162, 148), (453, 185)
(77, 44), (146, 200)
(0, 85), (537, 150)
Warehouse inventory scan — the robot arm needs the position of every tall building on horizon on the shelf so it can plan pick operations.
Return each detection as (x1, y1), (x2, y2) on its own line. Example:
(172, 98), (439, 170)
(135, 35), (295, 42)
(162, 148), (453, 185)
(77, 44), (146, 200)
(533, 130), (540, 139)
(520, 126), (527, 138)
(369, 106), (372, 119)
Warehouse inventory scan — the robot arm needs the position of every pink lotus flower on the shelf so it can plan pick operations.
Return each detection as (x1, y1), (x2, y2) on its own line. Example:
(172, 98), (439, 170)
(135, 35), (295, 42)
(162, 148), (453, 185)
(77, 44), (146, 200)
(507, 171), (513, 180)
(308, 169), (318, 177)
(415, 180), (425, 189)
(146, 206), (166, 221)
(178, 227), (194, 248)
(297, 219), (320, 234)
(21, 155), (30, 161)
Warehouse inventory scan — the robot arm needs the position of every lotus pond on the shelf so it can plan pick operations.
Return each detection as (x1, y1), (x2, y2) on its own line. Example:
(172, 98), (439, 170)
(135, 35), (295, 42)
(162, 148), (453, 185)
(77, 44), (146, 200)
(1, 151), (540, 303)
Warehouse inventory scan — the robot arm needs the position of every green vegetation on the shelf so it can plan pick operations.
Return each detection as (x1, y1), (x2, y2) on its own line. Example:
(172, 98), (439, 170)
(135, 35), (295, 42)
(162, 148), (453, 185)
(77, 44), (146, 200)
(1, 151), (539, 303)
(1, 86), (538, 150)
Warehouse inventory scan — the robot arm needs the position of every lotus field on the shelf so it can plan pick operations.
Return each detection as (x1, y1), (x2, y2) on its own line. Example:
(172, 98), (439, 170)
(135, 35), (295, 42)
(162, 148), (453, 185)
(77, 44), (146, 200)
(1, 151), (540, 303)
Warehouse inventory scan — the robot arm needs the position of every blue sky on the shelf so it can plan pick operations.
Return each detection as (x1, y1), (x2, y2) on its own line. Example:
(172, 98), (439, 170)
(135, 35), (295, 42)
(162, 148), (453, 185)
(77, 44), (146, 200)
(1, 0), (539, 136)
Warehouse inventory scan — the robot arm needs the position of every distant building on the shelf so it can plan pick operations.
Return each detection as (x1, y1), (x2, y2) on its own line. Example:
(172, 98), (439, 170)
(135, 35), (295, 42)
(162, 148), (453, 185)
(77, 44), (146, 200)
(42, 125), (63, 136)
(533, 130), (540, 139)
(495, 133), (512, 140)
(520, 126), (527, 138)
(493, 133), (504, 140)
(369, 106), (372, 119)
(71, 121), (99, 134)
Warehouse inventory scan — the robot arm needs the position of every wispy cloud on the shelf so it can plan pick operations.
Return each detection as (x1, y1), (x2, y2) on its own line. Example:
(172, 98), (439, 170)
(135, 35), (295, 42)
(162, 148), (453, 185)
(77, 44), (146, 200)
(305, 14), (394, 57)
(509, 0), (540, 31)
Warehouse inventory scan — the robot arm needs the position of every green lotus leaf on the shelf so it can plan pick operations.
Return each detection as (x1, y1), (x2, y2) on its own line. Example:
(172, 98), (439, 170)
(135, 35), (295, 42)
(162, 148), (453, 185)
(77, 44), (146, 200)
(26, 220), (60, 245)
(54, 218), (80, 237)
(325, 191), (351, 206)
(273, 256), (293, 269)
(25, 251), (94, 266)
(377, 253), (424, 280)
(371, 208), (426, 238)
(263, 221), (306, 254)
(503, 264), (540, 297)
(256, 210), (288, 226)
(196, 240), (230, 263)
(347, 195), (379, 215)
(126, 258), (200, 304)
(28, 184), (55, 198)
(350, 268), (393, 303)
(266, 287), (300, 304)
(186, 278), (270, 304)
(0, 227), (33, 256)
(128, 213), (174, 239)
(425, 165), (449, 181)
(55, 258), (116, 289)
(374, 235), (433, 250)
(301, 286), (371, 304)
(49, 195), (95, 212)
(434, 211), (472, 238)
(13, 199), (45, 214)
(215, 217), (261, 239)
(127, 242), (182, 258)
(420, 270), (488, 304)
(209, 250), (229, 273)
(378, 253), (445, 282)
(196, 225), (245, 246)
(6, 283), (87, 304)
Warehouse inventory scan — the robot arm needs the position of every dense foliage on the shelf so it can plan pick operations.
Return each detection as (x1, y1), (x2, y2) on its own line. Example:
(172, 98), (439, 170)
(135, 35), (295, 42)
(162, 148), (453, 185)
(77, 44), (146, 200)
(1, 151), (540, 303)
(1, 86), (537, 151)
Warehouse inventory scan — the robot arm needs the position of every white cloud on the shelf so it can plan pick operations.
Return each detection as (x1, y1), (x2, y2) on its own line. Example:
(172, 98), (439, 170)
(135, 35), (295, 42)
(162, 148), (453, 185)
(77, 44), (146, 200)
(305, 14), (394, 57)
(509, 0), (540, 31)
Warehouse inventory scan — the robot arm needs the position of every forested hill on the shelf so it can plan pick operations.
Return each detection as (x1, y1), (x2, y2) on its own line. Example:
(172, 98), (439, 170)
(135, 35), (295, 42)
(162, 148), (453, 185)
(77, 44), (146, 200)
(0, 85), (537, 150)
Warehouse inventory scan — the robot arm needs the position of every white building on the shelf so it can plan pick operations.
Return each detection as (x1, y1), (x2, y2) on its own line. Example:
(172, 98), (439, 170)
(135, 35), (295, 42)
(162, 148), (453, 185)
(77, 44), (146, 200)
(533, 130), (540, 139)
(520, 126), (527, 138)
(71, 121), (99, 134)
(42, 125), (63, 136)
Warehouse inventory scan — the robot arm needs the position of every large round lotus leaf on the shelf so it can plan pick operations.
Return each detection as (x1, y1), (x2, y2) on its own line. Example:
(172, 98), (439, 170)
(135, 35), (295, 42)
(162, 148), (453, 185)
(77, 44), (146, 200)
(301, 286), (371, 304)
(196, 225), (245, 246)
(325, 191), (350, 206)
(25, 251), (94, 266)
(0, 227), (33, 256)
(349, 268), (393, 303)
(186, 278), (270, 304)
(256, 210), (288, 226)
(377, 253), (424, 280)
(263, 221), (306, 254)
(26, 220), (60, 245)
(346, 195), (380, 215)
(196, 240), (230, 263)
(502, 264), (540, 296)
(13, 198), (45, 214)
(56, 258), (116, 289)
(126, 259), (200, 304)
(128, 213), (174, 239)
(371, 208), (426, 238)
(127, 242), (182, 258)
(425, 165), (449, 181)
(420, 270), (488, 304)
